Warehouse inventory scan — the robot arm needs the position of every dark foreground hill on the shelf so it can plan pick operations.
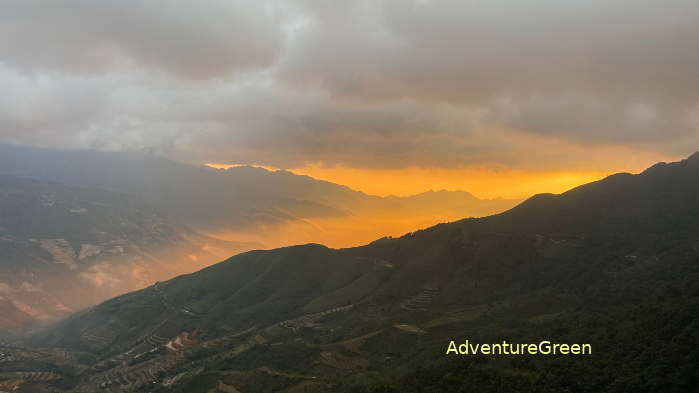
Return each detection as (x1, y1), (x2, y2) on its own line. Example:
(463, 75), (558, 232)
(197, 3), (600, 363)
(6, 153), (699, 393)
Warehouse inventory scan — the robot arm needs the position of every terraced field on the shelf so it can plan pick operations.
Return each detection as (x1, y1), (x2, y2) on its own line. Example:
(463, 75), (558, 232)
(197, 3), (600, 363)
(80, 327), (117, 349)
(400, 285), (440, 312)
(278, 304), (354, 331)
(2, 371), (61, 381)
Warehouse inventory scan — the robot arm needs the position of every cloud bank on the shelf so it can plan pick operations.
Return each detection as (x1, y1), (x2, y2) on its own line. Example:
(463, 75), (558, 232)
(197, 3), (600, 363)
(1, 0), (697, 170)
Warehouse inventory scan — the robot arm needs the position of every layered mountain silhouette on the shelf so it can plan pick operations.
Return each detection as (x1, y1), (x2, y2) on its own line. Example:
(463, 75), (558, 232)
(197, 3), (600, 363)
(0, 143), (518, 333)
(0, 143), (520, 248)
(7, 153), (697, 392)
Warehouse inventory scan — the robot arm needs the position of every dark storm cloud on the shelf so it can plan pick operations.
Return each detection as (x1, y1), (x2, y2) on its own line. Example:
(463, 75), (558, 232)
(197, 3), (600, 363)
(0, 0), (697, 169)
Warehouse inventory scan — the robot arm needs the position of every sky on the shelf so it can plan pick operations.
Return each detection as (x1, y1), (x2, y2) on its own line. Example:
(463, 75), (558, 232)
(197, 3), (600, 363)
(1, 0), (697, 198)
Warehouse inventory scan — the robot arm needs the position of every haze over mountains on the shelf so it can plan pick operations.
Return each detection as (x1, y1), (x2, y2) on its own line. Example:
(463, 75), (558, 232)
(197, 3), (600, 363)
(1, 153), (695, 392)
(0, 143), (520, 248)
(0, 175), (244, 331)
(0, 143), (520, 332)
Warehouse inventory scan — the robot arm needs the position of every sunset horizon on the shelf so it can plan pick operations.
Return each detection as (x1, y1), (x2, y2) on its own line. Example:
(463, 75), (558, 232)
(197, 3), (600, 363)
(204, 153), (677, 200)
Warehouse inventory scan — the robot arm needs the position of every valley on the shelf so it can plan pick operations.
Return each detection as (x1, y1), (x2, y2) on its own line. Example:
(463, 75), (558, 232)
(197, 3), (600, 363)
(0, 144), (519, 332)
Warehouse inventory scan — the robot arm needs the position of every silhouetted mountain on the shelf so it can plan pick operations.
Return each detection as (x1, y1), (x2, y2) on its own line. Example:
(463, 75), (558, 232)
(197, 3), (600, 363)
(0, 175), (254, 332)
(0, 143), (520, 248)
(13, 153), (698, 392)
(483, 153), (699, 236)
(0, 143), (333, 228)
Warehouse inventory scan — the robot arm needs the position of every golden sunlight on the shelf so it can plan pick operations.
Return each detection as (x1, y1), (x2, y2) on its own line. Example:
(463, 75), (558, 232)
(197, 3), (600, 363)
(207, 162), (613, 199)
(287, 165), (613, 199)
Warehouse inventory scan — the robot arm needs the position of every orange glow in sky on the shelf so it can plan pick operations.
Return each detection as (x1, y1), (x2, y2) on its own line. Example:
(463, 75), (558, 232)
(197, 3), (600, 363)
(288, 165), (613, 199)
(206, 162), (613, 199)
(206, 146), (680, 199)
(202, 153), (680, 249)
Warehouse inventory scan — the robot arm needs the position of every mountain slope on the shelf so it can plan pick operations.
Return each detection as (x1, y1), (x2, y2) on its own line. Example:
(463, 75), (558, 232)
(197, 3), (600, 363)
(0, 175), (254, 332)
(16, 153), (699, 392)
(483, 151), (699, 236)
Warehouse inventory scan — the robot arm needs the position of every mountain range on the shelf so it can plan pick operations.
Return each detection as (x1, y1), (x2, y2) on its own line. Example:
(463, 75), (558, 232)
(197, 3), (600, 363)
(0, 143), (520, 248)
(2, 153), (696, 392)
(0, 144), (519, 332)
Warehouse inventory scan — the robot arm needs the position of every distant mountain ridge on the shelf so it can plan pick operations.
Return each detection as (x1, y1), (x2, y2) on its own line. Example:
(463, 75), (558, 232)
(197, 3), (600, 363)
(0, 143), (521, 242)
